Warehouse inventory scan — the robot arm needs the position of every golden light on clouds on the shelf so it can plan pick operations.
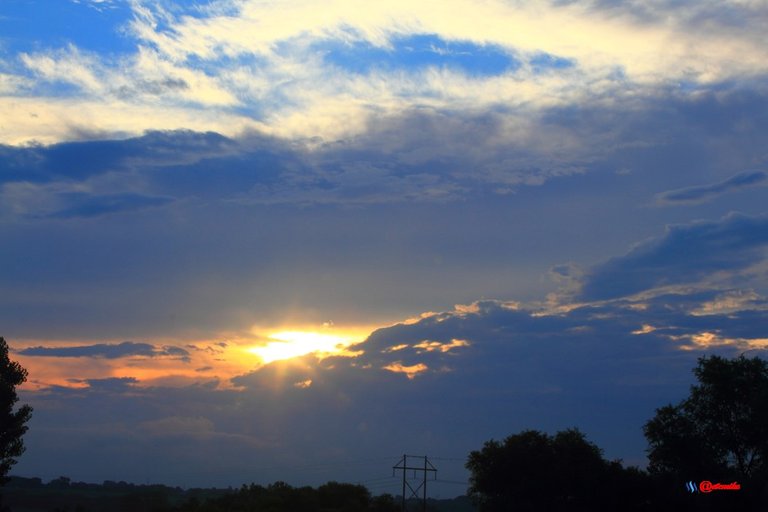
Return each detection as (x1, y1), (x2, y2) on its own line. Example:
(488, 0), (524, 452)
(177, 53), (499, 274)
(631, 324), (657, 335)
(413, 338), (470, 353)
(10, 325), (374, 392)
(293, 379), (313, 389)
(676, 332), (768, 351)
(382, 344), (409, 353)
(247, 330), (363, 364)
(383, 362), (429, 379)
(382, 339), (470, 354)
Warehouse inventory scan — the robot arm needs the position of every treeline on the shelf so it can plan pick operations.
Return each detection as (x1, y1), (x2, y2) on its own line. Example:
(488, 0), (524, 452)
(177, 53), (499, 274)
(167, 481), (401, 512)
(1, 477), (474, 512)
(2, 476), (222, 512)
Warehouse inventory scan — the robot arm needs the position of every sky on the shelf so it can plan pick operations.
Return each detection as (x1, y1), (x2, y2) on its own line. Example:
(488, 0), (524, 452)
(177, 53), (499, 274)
(2, 0), (768, 496)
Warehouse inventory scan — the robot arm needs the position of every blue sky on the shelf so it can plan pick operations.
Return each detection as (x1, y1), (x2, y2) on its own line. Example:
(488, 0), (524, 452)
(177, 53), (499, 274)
(2, 0), (768, 496)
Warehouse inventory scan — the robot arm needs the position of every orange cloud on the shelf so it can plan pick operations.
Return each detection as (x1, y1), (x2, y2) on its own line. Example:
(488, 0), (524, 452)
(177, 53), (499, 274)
(382, 362), (428, 379)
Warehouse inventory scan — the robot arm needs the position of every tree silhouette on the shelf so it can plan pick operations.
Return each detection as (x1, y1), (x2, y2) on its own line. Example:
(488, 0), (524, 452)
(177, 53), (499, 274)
(0, 337), (32, 512)
(0, 337), (32, 482)
(466, 428), (647, 511)
(644, 354), (768, 507)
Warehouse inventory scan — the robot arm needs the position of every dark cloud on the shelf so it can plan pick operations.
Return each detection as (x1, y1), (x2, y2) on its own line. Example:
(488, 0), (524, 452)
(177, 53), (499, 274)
(0, 145), (47, 183)
(3, 85), (768, 214)
(2, 72), (768, 340)
(79, 377), (139, 392)
(114, 78), (189, 98)
(578, 213), (768, 301)
(43, 192), (173, 218)
(0, 106), (597, 211)
(0, 130), (236, 185)
(18, 290), (768, 488)
(656, 170), (767, 205)
(586, 0), (768, 30)
(19, 341), (190, 360)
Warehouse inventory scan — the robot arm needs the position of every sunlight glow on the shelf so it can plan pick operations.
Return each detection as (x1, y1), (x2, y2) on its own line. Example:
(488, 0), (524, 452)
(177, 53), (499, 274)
(248, 330), (361, 364)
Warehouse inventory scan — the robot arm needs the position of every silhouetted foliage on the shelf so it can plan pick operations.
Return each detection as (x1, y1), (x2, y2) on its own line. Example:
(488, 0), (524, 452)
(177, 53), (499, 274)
(163, 480), (401, 512)
(0, 337), (32, 511)
(644, 354), (768, 509)
(0, 476), (480, 511)
(3, 476), (198, 512)
(370, 493), (399, 511)
(466, 428), (649, 511)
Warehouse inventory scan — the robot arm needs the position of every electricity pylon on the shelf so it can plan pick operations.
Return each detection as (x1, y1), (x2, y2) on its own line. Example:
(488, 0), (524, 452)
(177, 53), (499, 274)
(392, 454), (437, 512)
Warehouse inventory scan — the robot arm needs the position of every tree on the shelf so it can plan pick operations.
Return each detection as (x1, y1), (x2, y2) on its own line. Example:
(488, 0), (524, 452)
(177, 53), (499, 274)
(316, 481), (371, 512)
(644, 355), (768, 478)
(0, 337), (32, 512)
(466, 428), (647, 511)
(644, 354), (768, 508)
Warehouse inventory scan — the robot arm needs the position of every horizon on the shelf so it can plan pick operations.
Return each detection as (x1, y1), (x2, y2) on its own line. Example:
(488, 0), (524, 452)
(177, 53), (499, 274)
(2, 0), (768, 498)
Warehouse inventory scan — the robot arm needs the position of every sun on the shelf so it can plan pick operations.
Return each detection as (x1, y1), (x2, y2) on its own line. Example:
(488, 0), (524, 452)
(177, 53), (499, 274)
(247, 330), (363, 364)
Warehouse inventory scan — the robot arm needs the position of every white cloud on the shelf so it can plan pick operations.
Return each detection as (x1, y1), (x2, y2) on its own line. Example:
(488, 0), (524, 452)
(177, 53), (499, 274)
(129, 0), (768, 85)
(4, 0), (767, 145)
(0, 72), (32, 94)
(0, 96), (262, 145)
(21, 45), (106, 95)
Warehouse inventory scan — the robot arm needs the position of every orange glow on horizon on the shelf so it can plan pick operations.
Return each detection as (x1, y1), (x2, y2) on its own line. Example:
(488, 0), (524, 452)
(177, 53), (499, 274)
(9, 324), (376, 392)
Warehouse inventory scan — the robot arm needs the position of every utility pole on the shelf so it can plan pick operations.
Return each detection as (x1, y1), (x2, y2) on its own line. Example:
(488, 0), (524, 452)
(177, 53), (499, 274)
(392, 454), (437, 512)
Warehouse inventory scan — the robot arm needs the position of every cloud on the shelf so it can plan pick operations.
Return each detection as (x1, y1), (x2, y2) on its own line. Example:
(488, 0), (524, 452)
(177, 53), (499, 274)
(656, 170), (768, 205)
(0, 110), (590, 214)
(19, 42), (238, 106)
(5, 79), (753, 208)
(4, 0), (768, 145)
(0, 130), (247, 218)
(18, 288), (768, 487)
(45, 192), (172, 219)
(382, 362), (429, 379)
(413, 338), (470, 353)
(19, 341), (190, 361)
(77, 377), (139, 392)
(2, 78), (767, 339)
(138, 415), (215, 438)
(0, 182), (174, 219)
(129, 0), (768, 83)
(0, 96), (262, 146)
(20, 44), (106, 94)
(70, 0), (119, 12)
(577, 213), (768, 301)
(114, 77), (189, 98)
(0, 130), (236, 184)
(0, 72), (32, 94)
(690, 289), (768, 316)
